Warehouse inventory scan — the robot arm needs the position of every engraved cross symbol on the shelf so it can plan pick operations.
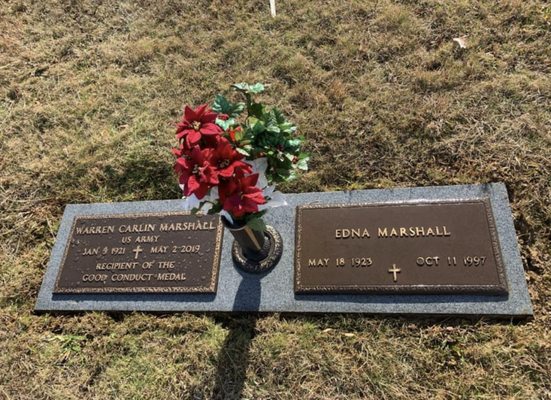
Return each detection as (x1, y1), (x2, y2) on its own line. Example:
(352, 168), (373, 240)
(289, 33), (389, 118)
(132, 245), (143, 260)
(388, 264), (401, 282)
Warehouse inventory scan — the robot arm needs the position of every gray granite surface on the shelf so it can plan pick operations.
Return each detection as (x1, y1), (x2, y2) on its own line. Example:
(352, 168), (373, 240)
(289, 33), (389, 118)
(35, 183), (533, 317)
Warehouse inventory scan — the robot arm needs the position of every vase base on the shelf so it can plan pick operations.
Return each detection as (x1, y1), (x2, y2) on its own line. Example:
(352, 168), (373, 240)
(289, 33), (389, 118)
(231, 225), (283, 274)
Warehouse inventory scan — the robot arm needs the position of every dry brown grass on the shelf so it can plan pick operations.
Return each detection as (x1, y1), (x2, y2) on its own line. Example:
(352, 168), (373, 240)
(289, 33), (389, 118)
(1, 0), (550, 399)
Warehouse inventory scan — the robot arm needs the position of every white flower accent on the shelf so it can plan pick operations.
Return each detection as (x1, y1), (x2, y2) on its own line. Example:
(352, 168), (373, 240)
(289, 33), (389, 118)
(262, 185), (276, 200)
(257, 171), (268, 190)
(199, 202), (213, 213)
(250, 157), (268, 188)
(181, 187), (221, 212)
(205, 186), (219, 202)
(259, 185), (288, 211)
(181, 194), (201, 210)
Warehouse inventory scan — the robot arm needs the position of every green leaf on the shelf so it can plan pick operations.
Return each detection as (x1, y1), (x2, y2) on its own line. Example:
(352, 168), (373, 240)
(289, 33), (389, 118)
(252, 120), (266, 134)
(272, 108), (286, 124)
(212, 94), (245, 118)
(266, 124), (280, 134)
(233, 128), (244, 141)
(287, 138), (302, 148)
(279, 122), (296, 134)
(232, 82), (265, 94)
(215, 117), (236, 131)
(231, 83), (249, 92)
(236, 147), (250, 156)
(248, 83), (265, 94)
(247, 216), (267, 232)
(296, 156), (309, 171)
(209, 203), (223, 214)
(248, 102), (264, 118)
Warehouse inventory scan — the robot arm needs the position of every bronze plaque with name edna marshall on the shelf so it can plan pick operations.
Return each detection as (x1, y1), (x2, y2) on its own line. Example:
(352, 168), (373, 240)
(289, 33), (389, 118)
(295, 199), (508, 294)
(54, 212), (223, 294)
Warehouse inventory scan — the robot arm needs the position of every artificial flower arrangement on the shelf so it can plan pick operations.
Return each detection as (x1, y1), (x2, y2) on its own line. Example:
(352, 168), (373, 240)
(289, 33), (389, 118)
(172, 83), (308, 234)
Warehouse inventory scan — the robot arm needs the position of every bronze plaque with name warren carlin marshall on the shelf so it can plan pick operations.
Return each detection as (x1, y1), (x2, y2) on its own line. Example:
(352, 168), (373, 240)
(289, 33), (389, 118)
(54, 212), (223, 294)
(295, 199), (508, 294)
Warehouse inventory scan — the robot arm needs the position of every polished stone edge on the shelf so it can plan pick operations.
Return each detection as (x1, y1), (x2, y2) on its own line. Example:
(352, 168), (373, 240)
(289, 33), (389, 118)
(35, 183), (533, 317)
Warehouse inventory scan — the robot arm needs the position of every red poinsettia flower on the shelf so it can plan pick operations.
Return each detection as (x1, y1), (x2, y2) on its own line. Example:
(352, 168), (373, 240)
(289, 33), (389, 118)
(176, 104), (222, 147)
(202, 130), (225, 149)
(212, 138), (252, 178)
(174, 146), (219, 199)
(219, 173), (266, 218)
(171, 142), (188, 158)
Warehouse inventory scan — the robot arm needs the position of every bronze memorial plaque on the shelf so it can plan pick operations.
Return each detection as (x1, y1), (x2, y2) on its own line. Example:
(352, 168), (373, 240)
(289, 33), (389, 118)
(54, 212), (223, 294)
(295, 199), (508, 294)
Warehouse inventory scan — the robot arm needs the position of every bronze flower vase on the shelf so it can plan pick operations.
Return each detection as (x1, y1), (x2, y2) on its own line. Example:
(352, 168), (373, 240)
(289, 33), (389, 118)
(221, 217), (283, 274)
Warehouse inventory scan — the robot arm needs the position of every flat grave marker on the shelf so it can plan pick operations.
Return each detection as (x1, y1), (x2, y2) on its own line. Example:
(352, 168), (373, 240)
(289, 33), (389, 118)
(54, 212), (223, 294)
(35, 183), (533, 317)
(295, 199), (508, 294)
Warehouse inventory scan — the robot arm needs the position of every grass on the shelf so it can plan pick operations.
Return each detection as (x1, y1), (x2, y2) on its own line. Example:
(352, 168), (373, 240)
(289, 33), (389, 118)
(1, 0), (550, 398)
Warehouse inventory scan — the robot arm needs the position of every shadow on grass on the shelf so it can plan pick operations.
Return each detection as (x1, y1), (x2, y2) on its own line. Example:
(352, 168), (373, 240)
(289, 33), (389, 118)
(101, 157), (178, 200)
(209, 276), (261, 400)
(49, 153), (179, 203)
(210, 315), (258, 400)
